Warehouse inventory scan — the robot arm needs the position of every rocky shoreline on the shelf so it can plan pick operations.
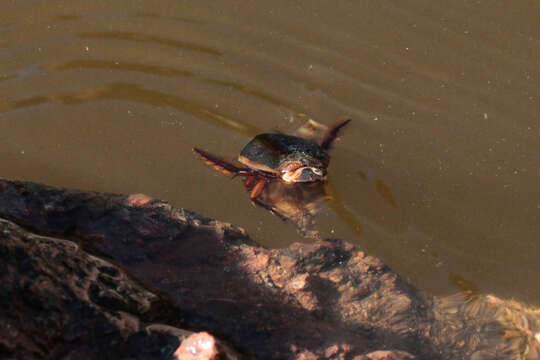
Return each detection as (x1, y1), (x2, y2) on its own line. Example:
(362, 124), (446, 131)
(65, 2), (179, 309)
(0, 179), (538, 359)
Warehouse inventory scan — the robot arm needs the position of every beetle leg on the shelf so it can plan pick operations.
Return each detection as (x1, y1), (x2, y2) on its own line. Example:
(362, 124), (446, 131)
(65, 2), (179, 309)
(320, 118), (351, 150)
(244, 175), (257, 188)
(250, 198), (288, 221)
(250, 178), (268, 199)
(193, 148), (249, 176)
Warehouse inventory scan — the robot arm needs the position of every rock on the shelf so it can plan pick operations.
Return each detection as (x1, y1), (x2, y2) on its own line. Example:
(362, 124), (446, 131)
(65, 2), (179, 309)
(173, 331), (240, 360)
(355, 350), (416, 360)
(0, 217), (179, 359)
(0, 179), (538, 359)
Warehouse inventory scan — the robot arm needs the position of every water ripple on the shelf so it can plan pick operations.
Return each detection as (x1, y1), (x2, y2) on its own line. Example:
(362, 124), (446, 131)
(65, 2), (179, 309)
(0, 82), (260, 136)
(41, 59), (308, 116)
(78, 31), (222, 56)
(44, 59), (194, 78)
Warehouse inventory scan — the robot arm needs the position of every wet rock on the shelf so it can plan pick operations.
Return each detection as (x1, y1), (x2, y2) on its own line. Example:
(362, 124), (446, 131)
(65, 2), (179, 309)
(0, 179), (538, 359)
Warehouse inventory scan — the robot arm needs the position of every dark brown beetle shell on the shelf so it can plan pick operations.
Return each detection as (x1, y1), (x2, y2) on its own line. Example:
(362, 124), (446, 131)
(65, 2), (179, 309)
(238, 133), (329, 174)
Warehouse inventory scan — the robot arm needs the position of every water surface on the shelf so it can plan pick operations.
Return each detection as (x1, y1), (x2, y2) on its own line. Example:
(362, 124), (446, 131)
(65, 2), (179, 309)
(1, 0), (539, 304)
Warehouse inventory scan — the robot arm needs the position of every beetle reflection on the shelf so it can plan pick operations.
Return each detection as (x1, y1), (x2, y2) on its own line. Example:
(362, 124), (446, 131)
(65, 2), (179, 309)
(243, 175), (329, 238)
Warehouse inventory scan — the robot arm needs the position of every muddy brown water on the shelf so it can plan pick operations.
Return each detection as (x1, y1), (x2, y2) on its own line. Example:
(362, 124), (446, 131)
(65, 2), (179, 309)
(1, 1), (539, 305)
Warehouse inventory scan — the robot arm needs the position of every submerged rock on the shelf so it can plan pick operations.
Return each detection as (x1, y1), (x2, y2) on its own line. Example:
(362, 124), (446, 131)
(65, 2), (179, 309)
(0, 179), (538, 359)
